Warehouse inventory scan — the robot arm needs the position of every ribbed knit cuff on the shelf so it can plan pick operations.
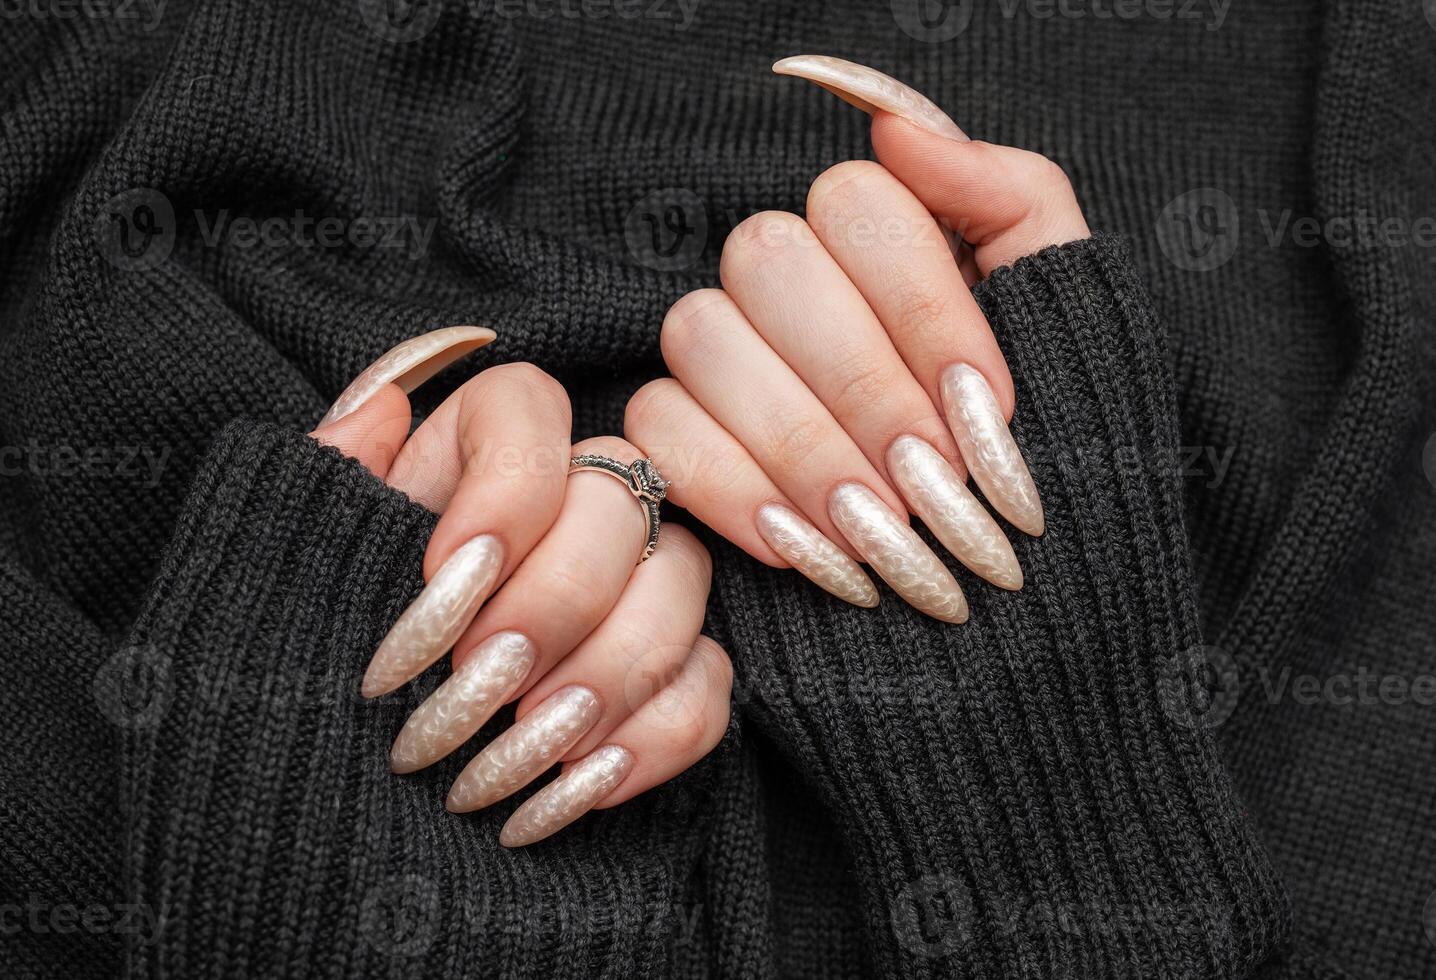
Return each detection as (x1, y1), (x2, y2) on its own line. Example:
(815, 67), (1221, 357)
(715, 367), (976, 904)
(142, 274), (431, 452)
(117, 420), (717, 979)
(713, 235), (1289, 979)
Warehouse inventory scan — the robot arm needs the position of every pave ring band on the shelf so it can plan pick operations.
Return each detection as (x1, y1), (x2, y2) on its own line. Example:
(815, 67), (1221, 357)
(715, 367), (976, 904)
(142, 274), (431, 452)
(569, 455), (669, 562)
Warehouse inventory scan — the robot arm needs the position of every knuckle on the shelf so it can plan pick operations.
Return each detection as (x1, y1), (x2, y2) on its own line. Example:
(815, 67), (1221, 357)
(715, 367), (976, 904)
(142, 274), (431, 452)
(692, 636), (734, 698)
(758, 409), (826, 472)
(481, 361), (570, 419)
(829, 350), (903, 418)
(721, 211), (811, 277)
(660, 289), (734, 368)
(657, 525), (713, 594)
(807, 159), (890, 219)
(624, 378), (682, 435)
(534, 561), (610, 625)
(573, 434), (640, 464)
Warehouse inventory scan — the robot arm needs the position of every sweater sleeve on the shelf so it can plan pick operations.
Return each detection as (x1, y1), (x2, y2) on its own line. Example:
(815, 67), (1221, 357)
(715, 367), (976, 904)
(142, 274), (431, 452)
(116, 420), (725, 979)
(710, 234), (1290, 979)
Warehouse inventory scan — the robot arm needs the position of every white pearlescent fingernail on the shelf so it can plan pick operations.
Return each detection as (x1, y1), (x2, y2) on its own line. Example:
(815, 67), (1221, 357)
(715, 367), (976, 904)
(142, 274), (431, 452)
(499, 745), (633, 847)
(940, 365), (1045, 537)
(389, 631), (536, 773)
(756, 503), (879, 609)
(446, 686), (602, 813)
(319, 325), (496, 426)
(827, 483), (968, 624)
(887, 436), (1023, 591)
(773, 55), (968, 142)
(361, 535), (504, 699)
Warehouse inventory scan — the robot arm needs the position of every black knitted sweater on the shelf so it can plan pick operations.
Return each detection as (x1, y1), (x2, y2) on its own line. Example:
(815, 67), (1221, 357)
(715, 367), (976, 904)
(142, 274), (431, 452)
(2, 2), (1432, 978)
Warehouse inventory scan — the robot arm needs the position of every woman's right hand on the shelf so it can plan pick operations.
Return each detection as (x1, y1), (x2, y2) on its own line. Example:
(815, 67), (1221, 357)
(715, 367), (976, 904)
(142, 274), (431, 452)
(311, 352), (731, 848)
(624, 57), (1091, 623)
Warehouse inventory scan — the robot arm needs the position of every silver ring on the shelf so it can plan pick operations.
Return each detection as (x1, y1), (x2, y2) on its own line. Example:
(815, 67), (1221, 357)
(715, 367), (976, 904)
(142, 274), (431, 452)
(569, 455), (669, 562)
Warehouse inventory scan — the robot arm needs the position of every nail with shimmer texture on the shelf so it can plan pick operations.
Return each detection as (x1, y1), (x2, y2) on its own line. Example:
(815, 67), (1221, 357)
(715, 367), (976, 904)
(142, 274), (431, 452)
(319, 325), (496, 427)
(755, 502), (879, 609)
(827, 483), (968, 624)
(389, 631), (536, 773)
(887, 436), (1023, 591)
(499, 744), (633, 847)
(361, 535), (505, 699)
(446, 686), (602, 813)
(772, 55), (967, 142)
(940, 365), (1044, 537)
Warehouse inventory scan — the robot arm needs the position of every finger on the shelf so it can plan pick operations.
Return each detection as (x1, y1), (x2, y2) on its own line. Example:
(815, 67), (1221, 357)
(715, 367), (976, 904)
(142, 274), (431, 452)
(309, 382), (412, 478)
(387, 435), (651, 774)
(658, 289), (901, 537)
(660, 290), (967, 621)
(625, 378), (879, 608)
(360, 363), (572, 698)
(870, 113), (1090, 276)
(717, 210), (960, 477)
(804, 160), (1033, 570)
(498, 635), (733, 847)
(445, 526), (711, 814)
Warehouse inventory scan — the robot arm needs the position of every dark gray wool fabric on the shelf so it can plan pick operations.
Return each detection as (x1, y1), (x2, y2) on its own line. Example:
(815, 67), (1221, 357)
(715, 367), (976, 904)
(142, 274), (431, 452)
(1, 1), (1432, 978)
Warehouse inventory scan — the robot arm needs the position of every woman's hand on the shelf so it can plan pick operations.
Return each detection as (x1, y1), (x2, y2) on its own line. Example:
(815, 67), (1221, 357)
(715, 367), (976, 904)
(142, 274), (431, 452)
(311, 349), (731, 847)
(624, 56), (1090, 622)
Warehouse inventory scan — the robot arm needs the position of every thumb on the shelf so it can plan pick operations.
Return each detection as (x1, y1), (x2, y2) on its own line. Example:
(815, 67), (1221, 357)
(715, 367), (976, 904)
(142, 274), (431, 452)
(870, 114), (1089, 276)
(774, 55), (1089, 275)
(310, 382), (414, 479)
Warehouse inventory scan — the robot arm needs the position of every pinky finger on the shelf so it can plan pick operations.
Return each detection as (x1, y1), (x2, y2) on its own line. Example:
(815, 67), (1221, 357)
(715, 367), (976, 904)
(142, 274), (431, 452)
(498, 636), (732, 847)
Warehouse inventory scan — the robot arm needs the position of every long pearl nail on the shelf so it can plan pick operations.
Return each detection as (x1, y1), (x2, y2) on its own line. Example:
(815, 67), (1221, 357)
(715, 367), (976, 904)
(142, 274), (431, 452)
(887, 436), (1023, 591)
(361, 535), (504, 699)
(755, 503), (879, 609)
(498, 745), (633, 847)
(827, 483), (968, 624)
(772, 55), (967, 142)
(389, 631), (536, 773)
(446, 686), (602, 813)
(319, 325), (496, 426)
(940, 365), (1045, 537)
